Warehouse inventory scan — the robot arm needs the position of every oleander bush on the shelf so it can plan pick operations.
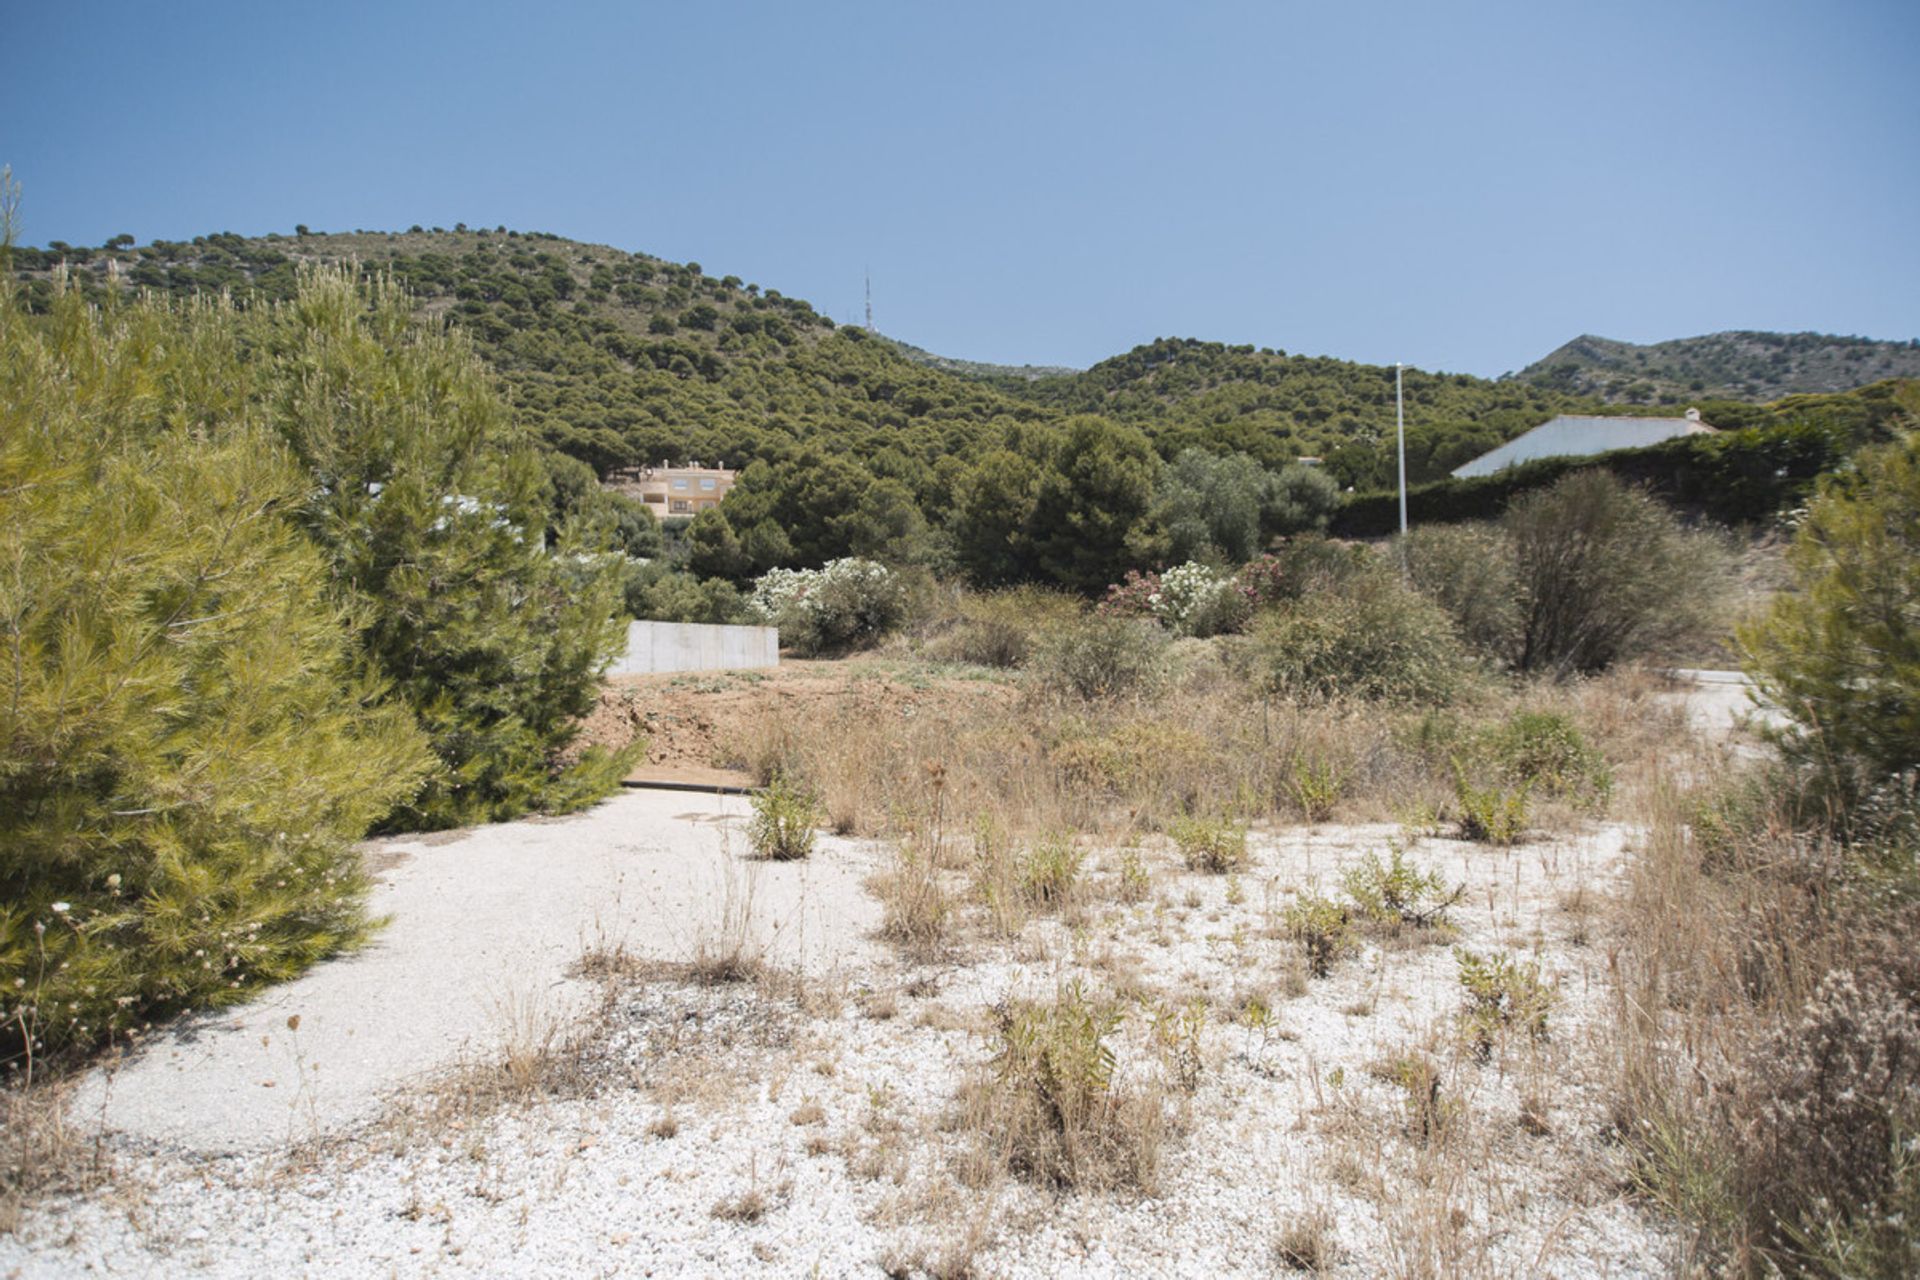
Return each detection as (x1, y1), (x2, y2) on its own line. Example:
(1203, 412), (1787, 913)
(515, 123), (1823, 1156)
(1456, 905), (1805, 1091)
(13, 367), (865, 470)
(750, 557), (907, 656)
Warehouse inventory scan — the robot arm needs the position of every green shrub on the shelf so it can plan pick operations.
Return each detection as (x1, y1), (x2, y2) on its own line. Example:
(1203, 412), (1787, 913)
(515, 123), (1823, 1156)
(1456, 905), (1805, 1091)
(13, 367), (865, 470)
(623, 564), (748, 625)
(926, 586), (1083, 668)
(1507, 471), (1730, 676)
(1398, 522), (1522, 663)
(1452, 766), (1530, 844)
(1031, 615), (1168, 700)
(1286, 895), (1356, 978)
(1170, 815), (1249, 874)
(748, 774), (819, 861)
(1741, 432), (1920, 819)
(1247, 575), (1472, 705)
(1341, 847), (1463, 930)
(1455, 948), (1554, 1058)
(1265, 535), (1379, 601)
(0, 279), (433, 1056)
(1476, 710), (1612, 806)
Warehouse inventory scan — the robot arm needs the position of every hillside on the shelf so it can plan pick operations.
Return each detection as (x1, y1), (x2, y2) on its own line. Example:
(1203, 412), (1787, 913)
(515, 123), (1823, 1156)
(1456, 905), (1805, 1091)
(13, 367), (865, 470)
(10, 229), (1595, 488)
(879, 335), (1079, 383)
(11, 229), (1905, 496)
(982, 337), (1608, 484)
(1514, 330), (1920, 403)
(7, 228), (1046, 477)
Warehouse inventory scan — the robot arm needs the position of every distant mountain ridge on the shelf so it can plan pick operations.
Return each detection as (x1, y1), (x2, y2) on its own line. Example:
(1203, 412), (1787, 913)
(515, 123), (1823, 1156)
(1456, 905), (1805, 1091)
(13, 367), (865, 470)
(1513, 330), (1920, 404)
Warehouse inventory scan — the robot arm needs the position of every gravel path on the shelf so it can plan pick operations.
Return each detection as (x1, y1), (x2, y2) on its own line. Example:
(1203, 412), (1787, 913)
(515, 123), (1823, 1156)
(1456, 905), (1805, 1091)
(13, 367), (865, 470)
(68, 788), (884, 1157)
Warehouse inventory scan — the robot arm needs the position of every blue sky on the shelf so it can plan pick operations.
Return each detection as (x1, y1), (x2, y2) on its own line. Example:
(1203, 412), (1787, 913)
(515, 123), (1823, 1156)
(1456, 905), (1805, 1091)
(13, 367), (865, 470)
(5, 0), (1917, 376)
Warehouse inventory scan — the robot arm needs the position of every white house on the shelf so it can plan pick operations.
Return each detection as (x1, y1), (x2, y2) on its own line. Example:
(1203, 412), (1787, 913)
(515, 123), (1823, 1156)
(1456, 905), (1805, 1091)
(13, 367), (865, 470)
(1451, 409), (1715, 479)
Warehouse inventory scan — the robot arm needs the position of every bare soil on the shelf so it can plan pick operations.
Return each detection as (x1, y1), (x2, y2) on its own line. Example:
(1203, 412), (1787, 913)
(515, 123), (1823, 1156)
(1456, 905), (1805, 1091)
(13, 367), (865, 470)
(579, 660), (1020, 786)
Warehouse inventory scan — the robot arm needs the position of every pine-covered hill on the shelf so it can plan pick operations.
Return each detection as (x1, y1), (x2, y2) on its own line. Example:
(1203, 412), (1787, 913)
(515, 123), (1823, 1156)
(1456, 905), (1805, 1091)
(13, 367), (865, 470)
(8, 228), (1050, 478)
(1514, 330), (1920, 404)
(976, 336), (1597, 484)
(11, 228), (1601, 487)
(12, 228), (1905, 493)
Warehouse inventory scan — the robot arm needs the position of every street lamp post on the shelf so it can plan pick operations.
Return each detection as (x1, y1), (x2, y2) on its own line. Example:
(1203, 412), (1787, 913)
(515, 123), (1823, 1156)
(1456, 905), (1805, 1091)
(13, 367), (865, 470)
(1396, 362), (1408, 537)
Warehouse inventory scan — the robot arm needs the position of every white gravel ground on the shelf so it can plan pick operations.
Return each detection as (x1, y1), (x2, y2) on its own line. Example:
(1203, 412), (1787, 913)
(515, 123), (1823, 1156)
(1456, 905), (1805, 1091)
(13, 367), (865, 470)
(7, 795), (1679, 1277)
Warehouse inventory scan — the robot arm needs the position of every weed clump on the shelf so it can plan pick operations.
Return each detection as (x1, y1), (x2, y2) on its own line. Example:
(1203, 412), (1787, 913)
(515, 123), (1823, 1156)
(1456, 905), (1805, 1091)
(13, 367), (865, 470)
(875, 845), (952, 959)
(1272, 1210), (1335, 1272)
(1018, 834), (1084, 907)
(1452, 765), (1530, 844)
(1287, 751), (1348, 822)
(966, 984), (1166, 1191)
(1456, 949), (1554, 1059)
(748, 773), (820, 861)
(1341, 846), (1463, 932)
(1170, 815), (1249, 874)
(1478, 710), (1612, 806)
(1286, 896), (1357, 978)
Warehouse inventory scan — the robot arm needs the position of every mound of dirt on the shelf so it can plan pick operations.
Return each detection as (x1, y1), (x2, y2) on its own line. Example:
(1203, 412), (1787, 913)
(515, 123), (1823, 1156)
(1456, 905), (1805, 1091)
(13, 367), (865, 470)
(575, 660), (1018, 787)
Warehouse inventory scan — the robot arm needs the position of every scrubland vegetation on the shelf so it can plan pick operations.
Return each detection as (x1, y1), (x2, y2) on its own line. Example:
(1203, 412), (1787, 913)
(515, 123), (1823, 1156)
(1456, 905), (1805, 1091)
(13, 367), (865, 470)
(1, 244), (638, 1059)
(7, 199), (1920, 1275)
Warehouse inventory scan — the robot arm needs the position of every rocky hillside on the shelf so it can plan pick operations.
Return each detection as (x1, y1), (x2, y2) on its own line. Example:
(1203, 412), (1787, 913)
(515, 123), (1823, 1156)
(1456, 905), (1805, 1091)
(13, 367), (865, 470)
(1514, 330), (1920, 403)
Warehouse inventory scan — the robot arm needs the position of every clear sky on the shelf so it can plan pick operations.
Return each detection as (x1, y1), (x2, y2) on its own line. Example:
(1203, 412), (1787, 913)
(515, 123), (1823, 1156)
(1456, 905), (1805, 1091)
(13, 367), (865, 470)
(5, 0), (1917, 376)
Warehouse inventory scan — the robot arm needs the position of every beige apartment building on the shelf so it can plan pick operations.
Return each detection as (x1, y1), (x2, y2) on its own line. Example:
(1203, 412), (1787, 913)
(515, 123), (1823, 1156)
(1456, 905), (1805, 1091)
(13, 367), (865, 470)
(603, 462), (737, 516)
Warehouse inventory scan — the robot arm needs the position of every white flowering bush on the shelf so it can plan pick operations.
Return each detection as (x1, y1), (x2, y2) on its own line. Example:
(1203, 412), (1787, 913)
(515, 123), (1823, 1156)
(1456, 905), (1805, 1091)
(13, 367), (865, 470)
(1155, 562), (1248, 638)
(750, 558), (907, 655)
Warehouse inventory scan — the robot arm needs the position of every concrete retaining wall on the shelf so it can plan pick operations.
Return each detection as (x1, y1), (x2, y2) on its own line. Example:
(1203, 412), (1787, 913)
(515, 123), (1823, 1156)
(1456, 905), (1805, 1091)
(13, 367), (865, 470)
(608, 620), (780, 676)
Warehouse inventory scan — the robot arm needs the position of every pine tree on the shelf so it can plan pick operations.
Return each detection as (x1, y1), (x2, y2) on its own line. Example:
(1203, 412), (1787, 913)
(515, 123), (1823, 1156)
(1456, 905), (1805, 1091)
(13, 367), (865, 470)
(246, 268), (639, 829)
(0, 275), (433, 1057)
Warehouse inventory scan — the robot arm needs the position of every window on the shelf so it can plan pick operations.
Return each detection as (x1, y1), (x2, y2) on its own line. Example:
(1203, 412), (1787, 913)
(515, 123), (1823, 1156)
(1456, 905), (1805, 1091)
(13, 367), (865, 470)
(671, 478), (689, 490)
(670, 499), (691, 514)
(642, 492), (664, 504)
(699, 478), (717, 490)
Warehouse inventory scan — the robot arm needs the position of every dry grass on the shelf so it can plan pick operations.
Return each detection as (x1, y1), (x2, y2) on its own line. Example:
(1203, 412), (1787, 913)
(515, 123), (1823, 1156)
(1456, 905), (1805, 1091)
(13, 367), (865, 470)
(1273, 1209), (1336, 1272)
(955, 984), (1183, 1195)
(1604, 740), (1920, 1275)
(722, 662), (1680, 882)
(0, 1076), (108, 1233)
(688, 854), (773, 985)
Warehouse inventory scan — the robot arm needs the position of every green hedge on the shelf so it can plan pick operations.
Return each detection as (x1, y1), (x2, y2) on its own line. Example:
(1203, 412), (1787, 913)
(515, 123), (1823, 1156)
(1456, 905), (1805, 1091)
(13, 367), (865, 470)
(1331, 422), (1845, 536)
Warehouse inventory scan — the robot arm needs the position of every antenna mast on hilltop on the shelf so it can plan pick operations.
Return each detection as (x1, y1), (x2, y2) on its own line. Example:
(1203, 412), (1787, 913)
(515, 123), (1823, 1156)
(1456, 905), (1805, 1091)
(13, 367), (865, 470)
(864, 268), (873, 332)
